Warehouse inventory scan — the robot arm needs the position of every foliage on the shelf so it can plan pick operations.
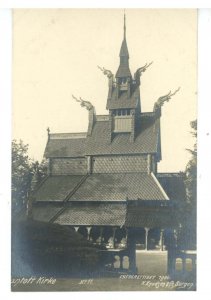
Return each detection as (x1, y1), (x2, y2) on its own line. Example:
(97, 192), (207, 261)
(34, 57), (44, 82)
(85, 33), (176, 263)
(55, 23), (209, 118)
(12, 140), (32, 213)
(178, 120), (197, 250)
(12, 139), (47, 215)
(185, 120), (197, 206)
(11, 220), (112, 277)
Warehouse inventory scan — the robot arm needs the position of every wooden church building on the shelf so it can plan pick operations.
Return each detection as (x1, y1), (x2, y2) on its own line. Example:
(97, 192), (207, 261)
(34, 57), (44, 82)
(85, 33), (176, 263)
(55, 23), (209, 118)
(31, 15), (186, 273)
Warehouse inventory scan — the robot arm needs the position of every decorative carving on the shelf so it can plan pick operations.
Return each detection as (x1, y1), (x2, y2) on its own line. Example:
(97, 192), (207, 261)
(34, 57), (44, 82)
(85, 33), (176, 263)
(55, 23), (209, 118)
(97, 65), (114, 79)
(154, 87), (180, 110)
(72, 95), (94, 111)
(135, 61), (153, 78)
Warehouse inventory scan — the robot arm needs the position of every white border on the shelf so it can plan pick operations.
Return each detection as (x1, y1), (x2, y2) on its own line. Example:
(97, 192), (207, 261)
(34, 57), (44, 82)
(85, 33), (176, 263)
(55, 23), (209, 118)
(0, 0), (210, 8)
(0, 2), (211, 300)
(0, 7), (12, 297)
(197, 8), (211, 298)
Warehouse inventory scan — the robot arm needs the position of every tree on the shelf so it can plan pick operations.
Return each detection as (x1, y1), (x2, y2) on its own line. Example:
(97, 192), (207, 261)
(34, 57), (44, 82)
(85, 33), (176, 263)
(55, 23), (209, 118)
(179, 120), (197, 249)
(12, 140), (32, 214)
(185, 120), (197, 207)
(12, 139), (47, 215)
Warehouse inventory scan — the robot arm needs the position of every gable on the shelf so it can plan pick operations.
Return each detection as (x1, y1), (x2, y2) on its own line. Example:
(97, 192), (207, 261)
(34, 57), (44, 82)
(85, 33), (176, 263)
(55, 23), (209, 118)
(44, 113), (160, 158)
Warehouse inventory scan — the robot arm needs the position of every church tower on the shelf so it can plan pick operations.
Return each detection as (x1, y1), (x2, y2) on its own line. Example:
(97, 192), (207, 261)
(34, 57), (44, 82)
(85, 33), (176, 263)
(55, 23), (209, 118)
(106, 14), (141, 142)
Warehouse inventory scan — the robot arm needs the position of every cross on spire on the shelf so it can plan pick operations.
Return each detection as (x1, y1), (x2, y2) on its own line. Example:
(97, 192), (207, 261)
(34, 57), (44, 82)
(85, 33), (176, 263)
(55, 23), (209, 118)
(116, 11), (131, 78)
(124, 11), (126, 40)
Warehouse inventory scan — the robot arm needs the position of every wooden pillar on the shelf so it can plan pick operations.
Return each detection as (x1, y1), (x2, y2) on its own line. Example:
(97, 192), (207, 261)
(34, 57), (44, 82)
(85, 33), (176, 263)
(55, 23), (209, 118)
(167, 229), (177, 278)
(127, 228), (137, 273)
(159, 229), (164, 251)
(125, 228), (128, 247)
(128, 240), (136, 273)
(145, 227), (149, 251)
(99, 227), (103, 244)
(86, 226), (91, 240)
(120, 255), (123, 269)
(112, 227), (117, 249)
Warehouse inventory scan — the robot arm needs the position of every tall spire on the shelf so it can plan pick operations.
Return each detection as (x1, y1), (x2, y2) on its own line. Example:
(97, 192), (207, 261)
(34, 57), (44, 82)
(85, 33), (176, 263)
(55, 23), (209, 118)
(124, 12), (126, 40)
(116, 12), (131, 78)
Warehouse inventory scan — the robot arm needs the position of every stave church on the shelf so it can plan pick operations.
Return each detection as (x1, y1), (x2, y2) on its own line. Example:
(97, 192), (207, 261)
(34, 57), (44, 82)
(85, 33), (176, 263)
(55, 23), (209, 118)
(30, 14), (187, 274)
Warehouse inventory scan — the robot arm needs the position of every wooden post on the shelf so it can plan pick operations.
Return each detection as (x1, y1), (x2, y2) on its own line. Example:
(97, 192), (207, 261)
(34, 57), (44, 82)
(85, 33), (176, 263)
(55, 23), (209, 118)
(120, 255), (123, 269)
(125, 228), (128, 247)
(145, 227), (149, 251)
(160, 229), (164, 251)
(99, 227), (103, 244)
(127, 228), (137, 273)
(167, 229), (177, 278)
(86, 227), (91, 240)
(112, 227), (117, 249)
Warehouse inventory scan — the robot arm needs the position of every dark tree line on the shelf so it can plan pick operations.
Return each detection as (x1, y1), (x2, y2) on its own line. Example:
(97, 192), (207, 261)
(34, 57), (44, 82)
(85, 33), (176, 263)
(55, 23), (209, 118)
(185, 120), (197, 208)
(184, 120), (197, 249)
(12, 139), (47, 215)
(177, 120), (197, 250)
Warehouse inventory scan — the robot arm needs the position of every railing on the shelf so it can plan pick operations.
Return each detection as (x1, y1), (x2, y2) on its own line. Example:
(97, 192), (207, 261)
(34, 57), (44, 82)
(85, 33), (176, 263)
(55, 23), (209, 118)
(96, 115), (109, 121)
(168, 249), (196, 279)
(100, 249), (131, 273)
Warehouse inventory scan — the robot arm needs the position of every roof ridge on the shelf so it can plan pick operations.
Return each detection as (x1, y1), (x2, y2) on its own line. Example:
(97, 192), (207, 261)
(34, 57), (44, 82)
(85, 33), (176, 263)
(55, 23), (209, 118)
(150, 172), (169, 200)
(48, 173), (89, 223)
(157, 172), (185, 177)
(49, 132), (87, 140)
(32, 175), (50, 196)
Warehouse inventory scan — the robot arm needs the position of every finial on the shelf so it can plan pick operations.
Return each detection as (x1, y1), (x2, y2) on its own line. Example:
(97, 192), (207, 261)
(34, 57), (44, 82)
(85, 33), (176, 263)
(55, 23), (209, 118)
(97, 65), (113, 79)
(135, 61), (153, 78)
(154, 87), (181, 110)
(124, 10), (126, 40)
(47, 127), (50, 136)
(72, 95), (94, 111)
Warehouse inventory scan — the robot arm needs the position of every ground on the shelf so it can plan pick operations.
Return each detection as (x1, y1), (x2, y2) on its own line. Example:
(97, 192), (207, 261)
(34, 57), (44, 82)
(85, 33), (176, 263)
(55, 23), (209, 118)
(136, 250), (167, 275)
(11, 251), (195, 291)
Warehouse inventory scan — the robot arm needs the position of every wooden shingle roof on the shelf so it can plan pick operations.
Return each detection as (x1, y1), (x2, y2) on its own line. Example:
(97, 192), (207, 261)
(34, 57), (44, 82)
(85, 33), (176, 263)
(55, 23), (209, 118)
(106, 86), (139, 110)
(34, 175), (85, 202)
(31, 172), (184, 227)
(86, 114), (160, 155)
(54, 202), (126, 226)
(70, 173), (169, 201)
(33, 172), (169, 203)
(31, 202), (176, 228)
(44, 113), (160, 158)
(125, 206), (177, 228)
(44, 138), (86, 158)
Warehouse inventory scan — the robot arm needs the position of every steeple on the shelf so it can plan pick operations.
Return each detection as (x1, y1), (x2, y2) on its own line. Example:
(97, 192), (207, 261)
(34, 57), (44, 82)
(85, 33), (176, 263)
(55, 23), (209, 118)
(116, 13), (131, 78)
(106, 12), (141, 142)
(124, 12), (126, 39)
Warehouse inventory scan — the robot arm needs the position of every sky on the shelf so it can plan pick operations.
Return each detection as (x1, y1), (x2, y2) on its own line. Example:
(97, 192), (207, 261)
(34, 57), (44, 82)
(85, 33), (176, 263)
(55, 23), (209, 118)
(13, 9), (197, 172)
